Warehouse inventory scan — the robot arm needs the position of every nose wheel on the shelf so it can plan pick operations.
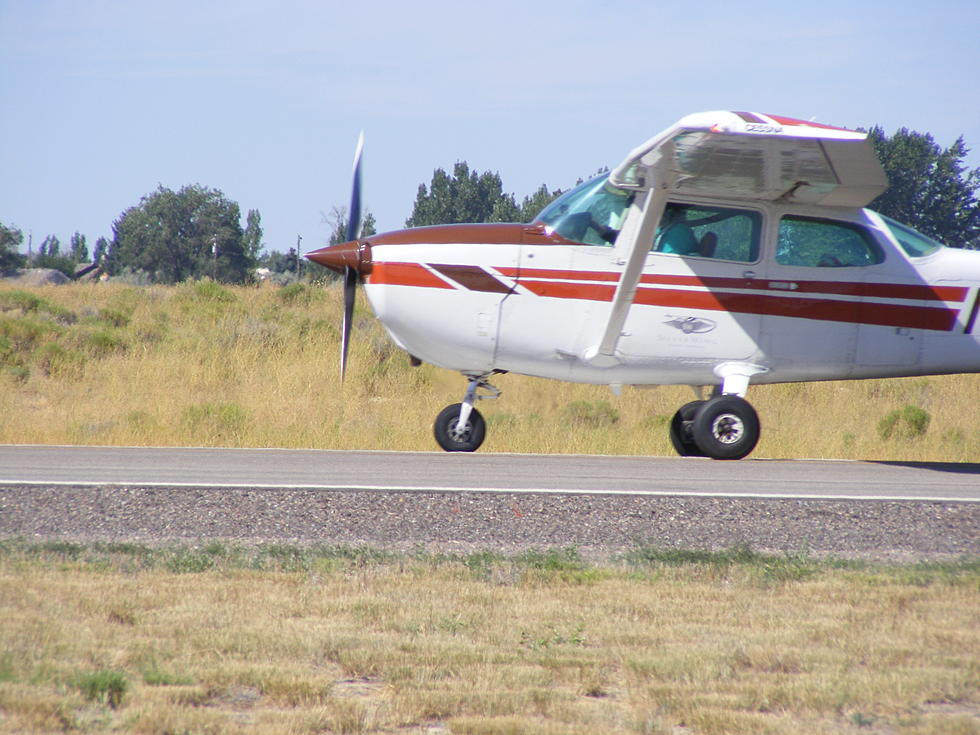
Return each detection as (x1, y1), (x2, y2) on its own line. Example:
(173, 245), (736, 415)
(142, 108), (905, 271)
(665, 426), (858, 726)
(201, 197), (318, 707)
(433, 374), (501, 452)
(434, 403), (486, 452)
(668, 395), (760, 460)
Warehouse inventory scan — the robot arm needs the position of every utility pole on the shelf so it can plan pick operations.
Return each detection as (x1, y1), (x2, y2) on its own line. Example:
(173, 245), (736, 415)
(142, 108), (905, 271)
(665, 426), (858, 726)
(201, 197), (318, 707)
(296, 234), (303, 280)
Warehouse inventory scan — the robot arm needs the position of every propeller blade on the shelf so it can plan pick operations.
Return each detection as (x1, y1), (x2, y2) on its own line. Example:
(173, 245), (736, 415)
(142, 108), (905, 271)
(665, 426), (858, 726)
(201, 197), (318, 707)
(340, 264), (357, 380)
(346, 131), (364, 243)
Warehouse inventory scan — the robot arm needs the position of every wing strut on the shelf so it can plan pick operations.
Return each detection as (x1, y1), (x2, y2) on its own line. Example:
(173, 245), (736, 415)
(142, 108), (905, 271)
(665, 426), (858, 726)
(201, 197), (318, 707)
(581, 178), (669, 367)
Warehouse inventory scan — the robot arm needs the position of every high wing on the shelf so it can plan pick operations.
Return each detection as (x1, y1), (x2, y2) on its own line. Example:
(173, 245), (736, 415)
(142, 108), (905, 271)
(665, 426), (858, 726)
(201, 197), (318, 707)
(584, 111), (889, 366)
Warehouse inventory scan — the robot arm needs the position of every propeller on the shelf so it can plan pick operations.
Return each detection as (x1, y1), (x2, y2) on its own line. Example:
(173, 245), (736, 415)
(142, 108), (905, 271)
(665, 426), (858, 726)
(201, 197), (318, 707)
(340, 132), (365, 381)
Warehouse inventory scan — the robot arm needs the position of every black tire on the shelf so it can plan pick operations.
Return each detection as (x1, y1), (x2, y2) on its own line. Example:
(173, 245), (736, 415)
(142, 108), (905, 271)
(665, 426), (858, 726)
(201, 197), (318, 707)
(691, 395), (760, 460)
(433, 403), (486, 452)
(668, 400), (706, 457)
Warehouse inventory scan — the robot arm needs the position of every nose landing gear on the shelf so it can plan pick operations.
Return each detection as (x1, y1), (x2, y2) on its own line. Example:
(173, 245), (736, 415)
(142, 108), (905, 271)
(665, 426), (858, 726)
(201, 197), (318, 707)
(433, 373), (501, 452)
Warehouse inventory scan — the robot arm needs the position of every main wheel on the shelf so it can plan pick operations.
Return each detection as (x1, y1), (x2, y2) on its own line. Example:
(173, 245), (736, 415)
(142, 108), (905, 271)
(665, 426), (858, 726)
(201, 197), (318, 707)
(668, 400), (706, 457)
(433, 403), (486, 452)
(691, 395), (760, 460)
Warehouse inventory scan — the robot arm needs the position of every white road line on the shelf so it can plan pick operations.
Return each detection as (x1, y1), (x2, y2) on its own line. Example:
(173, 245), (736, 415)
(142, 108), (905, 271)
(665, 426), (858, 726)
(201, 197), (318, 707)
(0, 479), (975, 503)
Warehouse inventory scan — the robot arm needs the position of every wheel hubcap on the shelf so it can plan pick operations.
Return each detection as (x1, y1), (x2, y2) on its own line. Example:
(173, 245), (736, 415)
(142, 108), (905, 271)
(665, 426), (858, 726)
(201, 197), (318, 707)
(711, 413), (744, 445)
(449, 421), (472, 442)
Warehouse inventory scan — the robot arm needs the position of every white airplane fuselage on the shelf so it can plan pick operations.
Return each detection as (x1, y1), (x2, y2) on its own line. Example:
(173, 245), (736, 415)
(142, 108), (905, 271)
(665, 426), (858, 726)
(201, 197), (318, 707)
(362, 205), (980, 388)
(308, 111), (980, 459)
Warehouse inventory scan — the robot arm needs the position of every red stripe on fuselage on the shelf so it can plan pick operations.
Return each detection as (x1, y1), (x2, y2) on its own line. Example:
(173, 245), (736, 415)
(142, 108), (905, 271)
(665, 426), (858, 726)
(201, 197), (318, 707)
(520, 280), (958, 331)
(370, 262), (455, 289)
(368, 262), (962, 332)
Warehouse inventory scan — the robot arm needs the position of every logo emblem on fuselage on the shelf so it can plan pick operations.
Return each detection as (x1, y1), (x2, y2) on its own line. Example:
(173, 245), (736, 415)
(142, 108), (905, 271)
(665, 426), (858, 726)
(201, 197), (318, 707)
(664, 315), (717, 334)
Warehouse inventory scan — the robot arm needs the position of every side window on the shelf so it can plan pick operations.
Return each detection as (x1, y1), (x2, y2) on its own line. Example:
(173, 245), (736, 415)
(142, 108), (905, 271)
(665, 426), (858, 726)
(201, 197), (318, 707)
(777, 216), (884, 267)
(653, 203), (760, 262)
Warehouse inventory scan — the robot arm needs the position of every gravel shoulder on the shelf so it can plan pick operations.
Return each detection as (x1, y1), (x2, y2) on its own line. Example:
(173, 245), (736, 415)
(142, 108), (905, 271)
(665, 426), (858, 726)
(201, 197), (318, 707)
(2, 484), (977, 561)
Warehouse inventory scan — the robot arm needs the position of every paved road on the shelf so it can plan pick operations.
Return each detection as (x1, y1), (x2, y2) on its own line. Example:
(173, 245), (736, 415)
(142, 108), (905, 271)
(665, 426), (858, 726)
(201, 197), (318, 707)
(0, 445), (977, 501)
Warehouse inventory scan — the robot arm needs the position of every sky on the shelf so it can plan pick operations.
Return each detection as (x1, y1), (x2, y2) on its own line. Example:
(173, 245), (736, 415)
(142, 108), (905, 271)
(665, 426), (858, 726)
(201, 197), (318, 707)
(2, 0), (979, 257)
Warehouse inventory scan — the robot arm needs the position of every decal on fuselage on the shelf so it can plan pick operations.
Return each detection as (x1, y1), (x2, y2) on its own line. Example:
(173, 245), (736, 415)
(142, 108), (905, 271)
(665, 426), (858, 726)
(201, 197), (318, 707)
(664, 316), (717, 334)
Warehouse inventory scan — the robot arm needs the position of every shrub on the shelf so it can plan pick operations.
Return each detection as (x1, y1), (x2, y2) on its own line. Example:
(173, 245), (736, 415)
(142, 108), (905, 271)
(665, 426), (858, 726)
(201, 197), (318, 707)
(79, 328), (127, 356)
(34, 342), (86, 378)
(277, 282), (316, 304)
(878, 405), (930, 440)
(73, 669), (128, 708)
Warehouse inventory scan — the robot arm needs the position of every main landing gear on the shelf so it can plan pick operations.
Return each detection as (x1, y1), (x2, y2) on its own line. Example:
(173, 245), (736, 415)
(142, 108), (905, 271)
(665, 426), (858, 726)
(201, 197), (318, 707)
(433, 373), (501, 452)
(668, 393), (760, 460)
(433, 373), (761, 460)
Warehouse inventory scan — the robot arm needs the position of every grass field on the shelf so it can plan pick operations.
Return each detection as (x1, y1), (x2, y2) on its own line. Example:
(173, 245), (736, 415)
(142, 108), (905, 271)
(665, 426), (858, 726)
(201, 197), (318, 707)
(0, 542), (977, 734)
(0, 280), (977, 460)
(1, 281), (977, 734)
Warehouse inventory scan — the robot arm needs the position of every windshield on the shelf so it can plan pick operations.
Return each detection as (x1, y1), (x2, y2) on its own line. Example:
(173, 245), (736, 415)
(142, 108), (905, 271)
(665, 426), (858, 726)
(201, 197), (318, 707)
(535, 174), (633, 246)
(878, 214), (944, 258)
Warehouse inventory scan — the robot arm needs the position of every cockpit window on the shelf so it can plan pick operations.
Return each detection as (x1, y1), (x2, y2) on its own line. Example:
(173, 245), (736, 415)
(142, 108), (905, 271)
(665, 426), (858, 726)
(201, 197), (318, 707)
(653, 203), (761, 262)
(878, 214), (944, 258)
(535, 174), (633, 247)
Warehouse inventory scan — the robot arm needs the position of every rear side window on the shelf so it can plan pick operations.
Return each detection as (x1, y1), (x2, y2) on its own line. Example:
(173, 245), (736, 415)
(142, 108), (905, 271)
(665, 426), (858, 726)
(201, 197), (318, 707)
(653, 203), (761, 262)
(777, 216), (884, 267)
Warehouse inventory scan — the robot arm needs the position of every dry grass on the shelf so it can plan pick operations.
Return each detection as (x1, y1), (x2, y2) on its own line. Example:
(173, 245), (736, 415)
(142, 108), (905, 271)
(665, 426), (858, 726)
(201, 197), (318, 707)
(0, 543), (977, 734)
(0, 280), (977, 460)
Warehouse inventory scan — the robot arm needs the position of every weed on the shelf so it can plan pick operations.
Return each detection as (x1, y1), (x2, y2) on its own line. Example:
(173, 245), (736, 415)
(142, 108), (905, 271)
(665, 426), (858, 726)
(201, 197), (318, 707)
(850, 711), (878, 727)
(34, 342), (86, 378)
(181, 401), (249, 439)
(561, 399), (619, 427)
(178, 279), (236, 304)
(277, 282), (318, 305)
(0, 290), (75, 322)
(96, 307), (131, 327)
(140, 659), (193, 686)
(878, 404), (931, 440)
(78, 327), (127, 356)
(165, 550), (217, 573)
(72, 669), (128, 709)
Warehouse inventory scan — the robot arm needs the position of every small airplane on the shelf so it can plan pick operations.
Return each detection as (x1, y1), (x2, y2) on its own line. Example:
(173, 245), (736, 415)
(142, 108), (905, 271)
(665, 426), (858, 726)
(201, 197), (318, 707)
(307, 111), (980, 460)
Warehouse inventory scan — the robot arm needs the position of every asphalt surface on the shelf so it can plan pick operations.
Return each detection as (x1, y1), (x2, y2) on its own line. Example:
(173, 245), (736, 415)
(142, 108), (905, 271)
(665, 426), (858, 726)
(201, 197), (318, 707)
(1, 446), (977, 558)
(0, 445), (978, 500)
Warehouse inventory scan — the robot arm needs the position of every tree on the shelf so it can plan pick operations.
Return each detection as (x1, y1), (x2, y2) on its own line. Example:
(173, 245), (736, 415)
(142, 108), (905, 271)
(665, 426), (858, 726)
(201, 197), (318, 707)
(69, 232), (88, 262)
(326, 206), (377, 246)
(519, 183), (563, 222)
(242, 209), (263, 261)
(93, 237), (109, 264)
(868, 127), (980, 249)
(0, 221), (26, 271)
(108, 184), (255, 283)
(39, 235), (60, 257)
(405, 162), (520, 227)
(33, 235), (75, 276)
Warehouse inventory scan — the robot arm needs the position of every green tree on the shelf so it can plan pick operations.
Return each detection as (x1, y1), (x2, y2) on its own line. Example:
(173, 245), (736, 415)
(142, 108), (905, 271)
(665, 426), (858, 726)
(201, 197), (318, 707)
(327, 205), (377, 246)
(39, 234), (60, 257)
(242, 209), (263, 261)
(93, 237), (109, 264)
(0, 221), (26, 271)
(405, 162), (520, 227)
(33, 235), (75, 276)
(69, 232), (88, 262)
(520, 183), (563, 222)
(868, 127), (980, 249)
(108, 184), (254, 283)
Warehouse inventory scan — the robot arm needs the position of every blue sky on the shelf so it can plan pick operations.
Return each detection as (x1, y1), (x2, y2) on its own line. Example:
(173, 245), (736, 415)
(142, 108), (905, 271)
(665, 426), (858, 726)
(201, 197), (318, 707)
(2, 0), (978, 256)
